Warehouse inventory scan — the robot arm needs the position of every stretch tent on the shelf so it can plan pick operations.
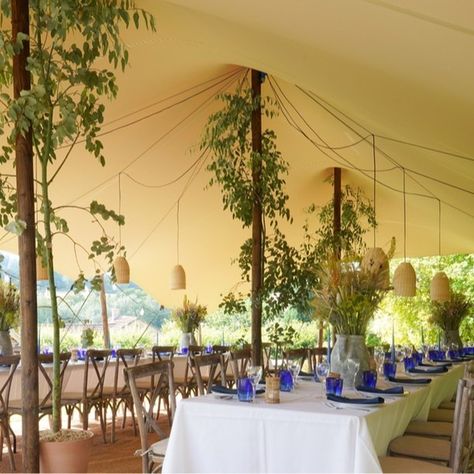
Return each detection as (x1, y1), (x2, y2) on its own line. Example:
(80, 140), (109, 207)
(1, 0), (473, 310)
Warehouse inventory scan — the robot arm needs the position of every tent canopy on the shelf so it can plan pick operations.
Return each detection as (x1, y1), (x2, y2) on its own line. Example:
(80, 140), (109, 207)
(1, 0), (473, 310)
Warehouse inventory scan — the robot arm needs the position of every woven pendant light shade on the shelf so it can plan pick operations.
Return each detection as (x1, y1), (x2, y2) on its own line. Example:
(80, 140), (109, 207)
(36, 256), (48, 281)
(361, 247), (390, 289)
(430, 271), (450, 303)
(114, 256), (130, 284)
(170, 264), (186, 290)
(393, 262), (416, 297)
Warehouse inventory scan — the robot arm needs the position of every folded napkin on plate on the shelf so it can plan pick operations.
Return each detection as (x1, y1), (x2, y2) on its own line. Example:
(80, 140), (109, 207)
(388, 376), (431, 384)
(419, 362), (452, 367)
(326, 394), (384, 405)
(356, 385), (404, 394)
(409, 366), (448, 374)
(211, 385), (265, 395)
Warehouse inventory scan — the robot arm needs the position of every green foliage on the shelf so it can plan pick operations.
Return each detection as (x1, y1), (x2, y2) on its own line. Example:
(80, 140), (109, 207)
(203, 86), (313, 318)
(313, 259), (390, 335)
(80, 326), (95, 348)
(172, 295), (207, 334)
(430, 292), (472, 331)
(0, 280), (19, 331)
(0, 0), (155, 433)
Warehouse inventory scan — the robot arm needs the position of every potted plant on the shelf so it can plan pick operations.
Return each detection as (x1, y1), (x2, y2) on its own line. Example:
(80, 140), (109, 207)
(172, 295), (207, 349)
(0, 280), (20, 355)
(0, 1), (155, 470)
(430, 291), (472, 349)
(308, 185), (394, 385)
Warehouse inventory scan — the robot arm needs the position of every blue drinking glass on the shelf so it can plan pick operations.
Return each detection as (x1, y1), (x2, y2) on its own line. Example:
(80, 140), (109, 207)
(326, 377), (343, 395)
(237, 377), (254, 402)
(362, 370), (377, 389)
(383, 361), (397, 378)
(111, 348), (117, 359)
(181, 346), (189, 355)
(280, 369), (294, 392)
(403, 356), (415, 372)
(414, 352), (423, 365)
(438, 350), (446, 360)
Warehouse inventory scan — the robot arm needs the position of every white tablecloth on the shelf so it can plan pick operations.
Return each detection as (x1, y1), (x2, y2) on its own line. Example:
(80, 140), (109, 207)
(163, 364), (465, 473)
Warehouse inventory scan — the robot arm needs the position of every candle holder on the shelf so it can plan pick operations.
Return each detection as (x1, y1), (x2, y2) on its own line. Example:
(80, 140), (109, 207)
(265, 375), (280, 404)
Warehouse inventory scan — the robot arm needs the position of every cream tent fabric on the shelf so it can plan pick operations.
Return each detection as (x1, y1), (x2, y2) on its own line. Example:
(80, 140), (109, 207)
(1, 0), (473, 309)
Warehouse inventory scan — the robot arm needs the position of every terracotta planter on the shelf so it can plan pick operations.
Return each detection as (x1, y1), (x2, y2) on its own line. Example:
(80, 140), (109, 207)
(40, 430), (93, 473)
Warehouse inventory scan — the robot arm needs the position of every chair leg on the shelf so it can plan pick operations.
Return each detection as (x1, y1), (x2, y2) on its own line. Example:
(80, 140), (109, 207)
(8, 422), (17, 453)
(2, 422), (16, 472)
(129, 399), (137, 436)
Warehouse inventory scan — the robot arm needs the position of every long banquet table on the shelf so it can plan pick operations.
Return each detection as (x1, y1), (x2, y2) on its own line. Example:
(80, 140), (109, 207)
(162, 364), (465, 473)
(3, 354), (190, 401)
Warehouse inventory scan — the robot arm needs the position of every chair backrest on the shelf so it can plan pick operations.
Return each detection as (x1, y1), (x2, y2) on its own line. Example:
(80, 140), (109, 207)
(307, 347), (328, 372)
(190, 353), (226, 395)
(229, 348), (251, 380)
(0, 355), (20, 416)
(38, 352), (71, 409)
(83, 349), (113, 399)
(124, 360), (176, 474)
(152, 346), (175, 362)
(113, 348), (142, 396)
(284, 348), (308, 371)
(450, 378), (472, 472)
(188, 345), (205, 355)
(212, 345), (229, 354)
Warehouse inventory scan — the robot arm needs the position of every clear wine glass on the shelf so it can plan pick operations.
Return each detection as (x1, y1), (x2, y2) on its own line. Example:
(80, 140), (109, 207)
(345, 358), (360, 390)
(288, 361), (300, 387)
(374, 348), (385, 375)
(316, 359), (329, 384)
(247, 365), (263, 398)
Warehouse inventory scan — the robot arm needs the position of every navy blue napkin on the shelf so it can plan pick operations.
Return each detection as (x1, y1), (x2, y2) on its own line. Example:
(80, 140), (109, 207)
(327, 394), (384, 405)
(409, 366), (448, 374)
(419, 362), (452, 367)
(388, 376), (431, 384)
(211, 385), (265, 395)
(299, 370), (313, 377)
(356, 385), (404, 394)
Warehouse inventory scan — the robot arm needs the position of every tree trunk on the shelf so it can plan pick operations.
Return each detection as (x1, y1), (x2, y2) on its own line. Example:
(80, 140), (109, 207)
(332, 167), (342, 345)
(12, 0), (40, 470)
(251, 69), (263, 366)
(100, 275), (111, 348)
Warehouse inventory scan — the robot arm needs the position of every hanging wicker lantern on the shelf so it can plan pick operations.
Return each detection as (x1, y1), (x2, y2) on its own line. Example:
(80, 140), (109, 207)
(36, 256), (48, 281)
(430, 271), (450, 303)
(114, 256), (130, 284)
(393, 262), (416, 297)
(361, 247), (390, 289)
(170, 264), (186, 290)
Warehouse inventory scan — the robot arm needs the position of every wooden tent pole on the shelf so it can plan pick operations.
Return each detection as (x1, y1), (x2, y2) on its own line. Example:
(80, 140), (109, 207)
(332, 167), (342, 345)
(100, 275), (111, 348)
(12, 0), (40, 471)
(251, 69), (263, 366)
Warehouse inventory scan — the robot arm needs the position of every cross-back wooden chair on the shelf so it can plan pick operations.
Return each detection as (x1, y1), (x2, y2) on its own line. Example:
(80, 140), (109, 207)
(0, 355), (20, 472)
(189, 353), (226, 395)
(229, 348), (252, 382)
(283, 348), (308, 372)
(382, 378), (472, 473)
(212, 345), (229, 354)
(136, 346), (175, 398)
(9, 352), (71, 454)
(307, 347), (328, 373)
(63, 349), (113, 442)
(103, 348), (142, 443)
(125, 360), (176, 474)
(175, 346), (205, 398)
